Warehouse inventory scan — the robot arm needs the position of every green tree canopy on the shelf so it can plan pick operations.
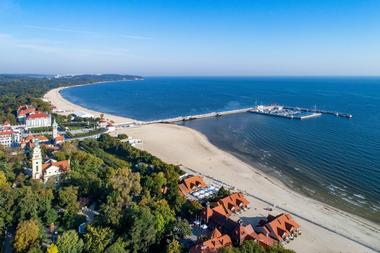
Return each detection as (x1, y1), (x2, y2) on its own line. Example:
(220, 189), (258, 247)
(57, 230), (84, 253)
(14, 219), (40, 253)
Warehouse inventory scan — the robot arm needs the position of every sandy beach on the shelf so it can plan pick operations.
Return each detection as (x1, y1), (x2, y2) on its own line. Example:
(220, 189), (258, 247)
(45, 87), (380, 253)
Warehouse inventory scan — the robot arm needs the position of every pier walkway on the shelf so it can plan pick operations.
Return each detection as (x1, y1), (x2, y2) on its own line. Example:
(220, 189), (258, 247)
(113, 105), (352, 128)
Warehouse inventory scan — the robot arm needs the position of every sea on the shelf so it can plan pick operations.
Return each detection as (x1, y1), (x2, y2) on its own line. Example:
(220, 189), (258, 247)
(61, 77), (380, 223)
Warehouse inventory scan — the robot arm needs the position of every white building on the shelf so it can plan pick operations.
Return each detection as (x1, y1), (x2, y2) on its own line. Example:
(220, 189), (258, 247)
(26, 111), (51, 128)
(0, 123), (21, 148)
(42, 159), (70, 183)
(31, 142), (70, 182)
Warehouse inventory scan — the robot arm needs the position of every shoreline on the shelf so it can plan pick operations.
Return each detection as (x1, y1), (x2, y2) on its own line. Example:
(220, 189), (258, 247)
(44, 80), (141, 124)
(44, 85), (380, 253)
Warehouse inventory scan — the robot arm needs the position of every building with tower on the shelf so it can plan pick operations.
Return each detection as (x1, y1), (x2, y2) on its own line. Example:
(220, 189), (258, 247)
(32, 140), (43, 180)
(31, 139), (70, 182)
(52, 119), (64, 145)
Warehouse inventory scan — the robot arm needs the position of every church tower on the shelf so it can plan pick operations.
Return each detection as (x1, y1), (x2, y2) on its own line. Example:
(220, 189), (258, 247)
(32, 140), (43, 180)
(52, 118), (58, 140)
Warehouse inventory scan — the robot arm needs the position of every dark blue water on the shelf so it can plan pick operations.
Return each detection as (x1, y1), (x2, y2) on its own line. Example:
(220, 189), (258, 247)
(61, 77), (380, 222)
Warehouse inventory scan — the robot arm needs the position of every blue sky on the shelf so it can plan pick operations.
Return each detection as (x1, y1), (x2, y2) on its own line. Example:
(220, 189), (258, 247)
(0, 0), (379, 76)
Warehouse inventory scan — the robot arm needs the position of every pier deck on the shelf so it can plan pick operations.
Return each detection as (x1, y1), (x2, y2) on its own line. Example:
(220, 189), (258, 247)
(114, 105), (351, 128)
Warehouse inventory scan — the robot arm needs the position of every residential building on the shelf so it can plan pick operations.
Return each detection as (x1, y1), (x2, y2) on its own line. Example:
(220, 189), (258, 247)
(190, 228), (233, 253)
(178, 175), (207, 196)
(0, 122), (21, 147)
(203, 192), (250, 221)
(20, 134), (49, 149)
(17, 105), (36, 123)
(31, 142), (70, 182)
(256, 213), (301, 243)
(42, 159), (70, 183)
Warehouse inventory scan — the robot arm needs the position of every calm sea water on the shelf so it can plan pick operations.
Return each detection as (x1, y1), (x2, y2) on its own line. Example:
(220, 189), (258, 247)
(61, 77), (380, 223)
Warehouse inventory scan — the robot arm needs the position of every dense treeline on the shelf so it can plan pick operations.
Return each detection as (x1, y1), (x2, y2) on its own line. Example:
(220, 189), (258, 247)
(0, 74), (142, 124)
(0, 134), (191, 253)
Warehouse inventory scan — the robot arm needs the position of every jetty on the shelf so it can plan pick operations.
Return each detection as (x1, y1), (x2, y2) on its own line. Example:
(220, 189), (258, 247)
(114, 105), (352, 128)
(144, 107), (255, 124)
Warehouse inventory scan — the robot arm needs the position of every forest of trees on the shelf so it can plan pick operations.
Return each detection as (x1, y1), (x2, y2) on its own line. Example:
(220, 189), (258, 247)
(0, 134), (192, 253)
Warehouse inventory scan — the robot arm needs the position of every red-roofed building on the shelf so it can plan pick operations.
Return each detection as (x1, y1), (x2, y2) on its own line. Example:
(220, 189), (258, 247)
(26, 111), (51, 128)
(20, 134), (49, 149)
(0, 123), (21, 147)
(17, 105), (36, 123)
(54, 134), (64, 145)
(178, 175), (207, 196)
(35, 157), (70, 183)
(256, 213), (301, 243)
(203, 192), (250, 223)
(190, 231), (232, 253)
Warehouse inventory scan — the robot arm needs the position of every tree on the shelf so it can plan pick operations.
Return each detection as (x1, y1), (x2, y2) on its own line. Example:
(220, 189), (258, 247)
(169, 218), (191, 241)
(57, 230), (84, 253)
(104, 238), (128, 253)
(83, 225), (113, 253)
(54, 151), (67, 161)
(108, 167), (141, 204)
(47, 244), (58, 253)
(44, 208), (58, 225)
(59, 186), (80, 213)
(166, 240), (181, 253)
(0, 170), (7, 187)
(181, 200), (203, 218)
(144, 172), (167, 197)
(14, 219), (40, 253)
(125, 205), (158, 253)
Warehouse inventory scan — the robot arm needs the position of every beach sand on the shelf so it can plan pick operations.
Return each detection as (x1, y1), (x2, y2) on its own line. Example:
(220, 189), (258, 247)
(45, 87), (380, 253)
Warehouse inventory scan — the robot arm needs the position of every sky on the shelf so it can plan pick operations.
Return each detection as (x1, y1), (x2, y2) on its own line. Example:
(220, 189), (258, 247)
(0, 0), (379, 76)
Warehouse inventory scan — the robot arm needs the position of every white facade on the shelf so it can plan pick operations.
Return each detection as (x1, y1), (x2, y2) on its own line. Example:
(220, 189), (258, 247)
(32, 142), (43, 180)
(43, 164), (61, 182)
(0, 129), (21, 148)
(52, 119), (58, 139)
(26, 114), (51, 128)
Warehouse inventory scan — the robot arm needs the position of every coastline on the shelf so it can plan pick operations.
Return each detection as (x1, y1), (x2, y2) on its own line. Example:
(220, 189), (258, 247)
(44, 81), (139, 124)
(44, 86), (380, 253)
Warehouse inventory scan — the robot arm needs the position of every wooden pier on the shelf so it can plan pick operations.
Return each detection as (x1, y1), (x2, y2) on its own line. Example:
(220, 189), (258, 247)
(143, 107), (255, 124)
(114, 105), (352, 128)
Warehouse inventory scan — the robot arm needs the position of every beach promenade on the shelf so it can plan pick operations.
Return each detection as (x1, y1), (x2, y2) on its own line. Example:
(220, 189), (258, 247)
(44, 87), (380, 253)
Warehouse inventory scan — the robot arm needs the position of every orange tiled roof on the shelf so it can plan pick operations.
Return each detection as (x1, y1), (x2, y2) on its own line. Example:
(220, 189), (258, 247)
(55, 134), (64, 143)
(232, 224), (255, 244)
(21, 134), (49, 145)
(215, 192), (250, 217)
(203, 192), (250, 226)
(17, 105), (36, 117)
(42, 160), (70, 172)
(210, 228), (222, 239)
(178, 175), (207, 195)
(259, 213), (300, 242)
(26, 111), (49, 120)
(190, 234), (232, 253)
